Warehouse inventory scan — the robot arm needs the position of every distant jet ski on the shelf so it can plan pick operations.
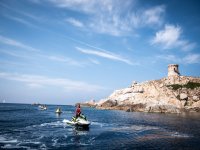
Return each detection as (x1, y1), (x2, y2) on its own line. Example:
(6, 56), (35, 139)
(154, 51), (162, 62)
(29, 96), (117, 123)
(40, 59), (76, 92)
(55, 108), (62, 114)
(63, 114), (90, 128)
(39, 105), (47, 110)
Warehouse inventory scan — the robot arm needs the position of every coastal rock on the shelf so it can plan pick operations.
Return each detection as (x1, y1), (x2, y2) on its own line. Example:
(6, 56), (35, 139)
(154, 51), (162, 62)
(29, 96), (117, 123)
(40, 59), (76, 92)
(181, 100), (187, 106)
(186, 100), (193, 106)
(192, 101), (200, 108)
(147, 105), (180, 113)
(180, 93), (188, 100)
(101, 100), (117, 107)
(193, 96), (199, 102)
(83, 64), (200, 113)
(80, 99), (96, 107)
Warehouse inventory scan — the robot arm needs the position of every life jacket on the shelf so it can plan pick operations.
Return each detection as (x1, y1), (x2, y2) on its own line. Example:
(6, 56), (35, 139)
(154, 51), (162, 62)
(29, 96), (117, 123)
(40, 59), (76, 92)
(76, 107), (81, 115)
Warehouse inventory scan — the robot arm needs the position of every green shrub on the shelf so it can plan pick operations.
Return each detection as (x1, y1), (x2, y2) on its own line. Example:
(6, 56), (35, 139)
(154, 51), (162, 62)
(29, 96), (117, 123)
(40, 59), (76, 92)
(167, 84), (182, 90)
(167, 82), (200, 90)
(184, 82), (200, 89)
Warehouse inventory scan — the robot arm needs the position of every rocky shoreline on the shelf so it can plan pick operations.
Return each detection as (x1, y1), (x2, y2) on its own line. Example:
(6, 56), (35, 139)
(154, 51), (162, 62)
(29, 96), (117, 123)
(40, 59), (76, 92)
(81, 65), (200, 113)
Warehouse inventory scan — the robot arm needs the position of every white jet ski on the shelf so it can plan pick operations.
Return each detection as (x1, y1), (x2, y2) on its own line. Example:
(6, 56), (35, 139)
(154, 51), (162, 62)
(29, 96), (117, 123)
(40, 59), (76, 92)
(63, 114), (90, 128)
(55, 108), (62, 114)
(39, 105), (47, 110)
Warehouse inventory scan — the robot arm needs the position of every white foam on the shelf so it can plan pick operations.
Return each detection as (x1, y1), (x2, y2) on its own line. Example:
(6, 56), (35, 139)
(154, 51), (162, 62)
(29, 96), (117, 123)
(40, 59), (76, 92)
(1, 144), (11, 148)
(88, 137), (96, 143)
(0, 139), (17, 143)
(1, 144), (30, 149)
(40, 121), (63, 127)
(0, 136), (6, 141)
(79, 142), (91, 146)
(23, 141), (41, 144)
(171, 132), (190, 138)
(111, 125), (159, 132)
(26, 121), (64, 129)
(40, 143), (47, 149)
(75, 131), (89, 135)
(91, 121), (110, 127)
(52, 138), (58, 146)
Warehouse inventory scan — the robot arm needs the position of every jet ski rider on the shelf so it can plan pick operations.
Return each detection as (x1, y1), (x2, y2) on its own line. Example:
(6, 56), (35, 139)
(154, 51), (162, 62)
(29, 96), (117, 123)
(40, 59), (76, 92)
(75, 104), (81, 118)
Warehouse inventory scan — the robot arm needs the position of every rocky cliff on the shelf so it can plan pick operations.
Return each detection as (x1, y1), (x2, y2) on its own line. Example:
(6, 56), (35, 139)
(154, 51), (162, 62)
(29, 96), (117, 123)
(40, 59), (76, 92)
(93, 75), (200, 113)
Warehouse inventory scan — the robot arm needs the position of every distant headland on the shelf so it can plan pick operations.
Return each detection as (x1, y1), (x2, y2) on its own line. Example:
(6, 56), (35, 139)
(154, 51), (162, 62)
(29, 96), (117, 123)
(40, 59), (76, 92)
(82, 64), (200, 113)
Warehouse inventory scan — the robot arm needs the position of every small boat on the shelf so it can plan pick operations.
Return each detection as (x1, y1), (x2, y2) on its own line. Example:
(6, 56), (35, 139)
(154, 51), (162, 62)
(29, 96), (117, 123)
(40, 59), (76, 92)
(63, 114), (90, 129)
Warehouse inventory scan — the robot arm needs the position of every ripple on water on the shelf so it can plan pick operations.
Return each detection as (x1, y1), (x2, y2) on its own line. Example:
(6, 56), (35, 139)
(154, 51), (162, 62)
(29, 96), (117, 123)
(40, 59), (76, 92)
(0, 136), (18, 144)
(91, 121), (118, 128)
(111, 125), (159, 132)
(1, 104), (199, 149)
(170, 131), (191, 138)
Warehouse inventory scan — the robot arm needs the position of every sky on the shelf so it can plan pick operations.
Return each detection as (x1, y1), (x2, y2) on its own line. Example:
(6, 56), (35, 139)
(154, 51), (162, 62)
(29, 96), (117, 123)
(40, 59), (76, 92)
(0, 0), (200, 105)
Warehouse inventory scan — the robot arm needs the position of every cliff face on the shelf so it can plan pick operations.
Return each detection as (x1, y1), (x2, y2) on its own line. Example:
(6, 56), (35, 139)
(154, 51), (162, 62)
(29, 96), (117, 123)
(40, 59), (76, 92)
(96, 76), (200, 113)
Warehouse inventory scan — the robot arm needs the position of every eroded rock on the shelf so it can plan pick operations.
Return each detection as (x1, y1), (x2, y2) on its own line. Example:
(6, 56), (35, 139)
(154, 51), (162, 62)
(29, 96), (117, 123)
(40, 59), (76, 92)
(180, 93), (188, 100)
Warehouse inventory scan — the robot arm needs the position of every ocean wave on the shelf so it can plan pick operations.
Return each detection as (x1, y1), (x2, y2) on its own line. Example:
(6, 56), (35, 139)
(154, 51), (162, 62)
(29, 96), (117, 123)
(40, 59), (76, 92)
(1, 144), (27, 149)
(0, 136), (17, 144)
(0, 109), (26, 112)
(0, 135), (46, 149)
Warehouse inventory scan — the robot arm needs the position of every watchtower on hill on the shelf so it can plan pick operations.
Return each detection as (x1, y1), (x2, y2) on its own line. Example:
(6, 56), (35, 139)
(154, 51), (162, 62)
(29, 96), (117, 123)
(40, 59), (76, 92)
(168, 64), (180, 77)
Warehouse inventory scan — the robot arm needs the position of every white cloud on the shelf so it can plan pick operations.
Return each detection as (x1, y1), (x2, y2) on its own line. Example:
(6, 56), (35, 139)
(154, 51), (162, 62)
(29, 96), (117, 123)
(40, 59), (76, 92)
(45, 55), (85, 67)
(48, 0), (165, 36)
(66, 18), (84, 27)
(0, 72), (106, 92)
(0, 35), (87, 67)
(183, 54), (200, 64)
(28, 83), (43, 88)
(157, 53), (200, 64)
(142, 5), (165, 26)
(152, 25), (181, 49)
(5, 15), (39, 28)
(1, 3), (46, 23)
(180, 42), (196, 51)
(151, 24), (196, 51)
(0, 35), (39, 52)
(76, 47), (134, 65)
(0, 48), (86, 67)
(156, 54), (181, 63)
(0, 50), (27, 58)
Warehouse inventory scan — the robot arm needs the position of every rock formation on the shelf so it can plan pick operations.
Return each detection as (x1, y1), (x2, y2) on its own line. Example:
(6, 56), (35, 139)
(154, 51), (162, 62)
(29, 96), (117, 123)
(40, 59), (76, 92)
(88, 64), (200, 113)
(80, 99), (96, 107)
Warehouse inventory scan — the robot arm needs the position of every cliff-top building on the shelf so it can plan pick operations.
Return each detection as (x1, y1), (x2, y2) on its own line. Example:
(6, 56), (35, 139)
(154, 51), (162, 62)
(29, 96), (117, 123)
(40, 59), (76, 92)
(168, 64), (180, 77)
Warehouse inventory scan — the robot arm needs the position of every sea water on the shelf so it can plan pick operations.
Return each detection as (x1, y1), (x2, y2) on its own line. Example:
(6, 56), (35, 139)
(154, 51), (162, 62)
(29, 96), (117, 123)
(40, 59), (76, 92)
(0, 103), (200, 149)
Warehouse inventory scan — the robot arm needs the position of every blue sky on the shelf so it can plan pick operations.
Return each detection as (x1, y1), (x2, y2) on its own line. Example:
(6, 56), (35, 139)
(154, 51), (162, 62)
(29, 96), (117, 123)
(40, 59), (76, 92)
(0, 0), (200, 105)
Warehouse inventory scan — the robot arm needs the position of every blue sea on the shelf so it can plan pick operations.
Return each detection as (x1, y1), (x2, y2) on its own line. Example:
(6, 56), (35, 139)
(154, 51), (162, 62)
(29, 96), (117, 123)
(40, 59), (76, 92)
(0, 103), (200, 150)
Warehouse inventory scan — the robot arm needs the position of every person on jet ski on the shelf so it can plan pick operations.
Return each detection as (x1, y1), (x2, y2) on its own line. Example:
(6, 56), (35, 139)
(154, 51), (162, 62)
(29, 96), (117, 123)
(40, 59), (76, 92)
(75, 103), (81, 118)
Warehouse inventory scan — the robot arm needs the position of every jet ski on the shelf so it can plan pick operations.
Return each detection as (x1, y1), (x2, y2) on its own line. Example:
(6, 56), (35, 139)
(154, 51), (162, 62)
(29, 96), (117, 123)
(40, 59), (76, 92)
(63, 114), (90, 129)
(39, 105), (47, 110)
(55, 108), (62, 114)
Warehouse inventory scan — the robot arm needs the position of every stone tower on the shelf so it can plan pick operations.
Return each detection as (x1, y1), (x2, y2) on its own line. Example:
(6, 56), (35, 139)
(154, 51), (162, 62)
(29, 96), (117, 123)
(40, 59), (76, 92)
(168, 64), (180, 77)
